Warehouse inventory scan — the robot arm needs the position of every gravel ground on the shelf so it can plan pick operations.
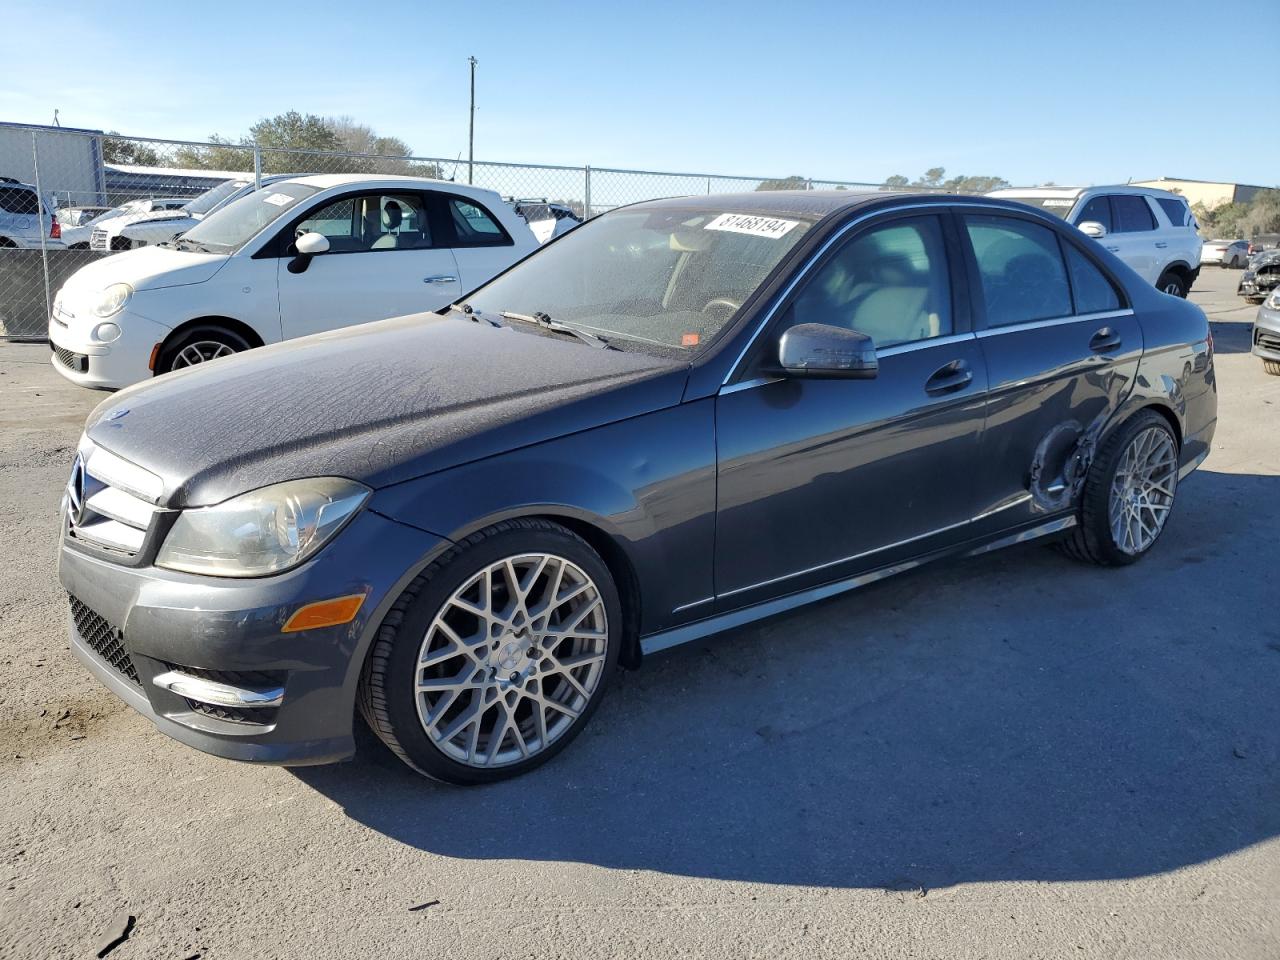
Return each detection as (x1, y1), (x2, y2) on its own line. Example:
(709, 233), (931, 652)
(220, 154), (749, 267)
(1, 266), (1278, 959)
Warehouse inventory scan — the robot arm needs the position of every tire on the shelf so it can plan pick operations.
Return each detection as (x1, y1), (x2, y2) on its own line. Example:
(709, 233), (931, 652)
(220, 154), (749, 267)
(155, 325), (252, 375)
(1264, 360), (1280, 377)
(359, 518), (622, 784)
(1156, 271), (1187, 298)
(1056, 411), (1179, 567)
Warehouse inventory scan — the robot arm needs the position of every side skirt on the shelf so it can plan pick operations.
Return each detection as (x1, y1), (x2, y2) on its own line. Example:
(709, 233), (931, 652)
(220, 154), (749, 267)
(639, 514), (1077, 656)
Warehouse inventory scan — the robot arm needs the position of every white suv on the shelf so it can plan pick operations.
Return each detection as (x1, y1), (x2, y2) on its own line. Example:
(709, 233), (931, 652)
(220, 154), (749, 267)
(987, 185), (1202, 297)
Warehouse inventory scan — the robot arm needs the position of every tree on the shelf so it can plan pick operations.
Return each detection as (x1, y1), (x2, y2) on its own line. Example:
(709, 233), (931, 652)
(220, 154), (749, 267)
(173, 134), (254, 172)
(883, 174), (909, 187)
(882, 167), (1008, 194)
(756, 175), (808, 191)
(101, 132), (160, 167)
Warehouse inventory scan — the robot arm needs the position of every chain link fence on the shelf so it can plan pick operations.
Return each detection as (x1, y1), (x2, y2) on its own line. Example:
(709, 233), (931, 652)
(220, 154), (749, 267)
(1, 122), (919, 339)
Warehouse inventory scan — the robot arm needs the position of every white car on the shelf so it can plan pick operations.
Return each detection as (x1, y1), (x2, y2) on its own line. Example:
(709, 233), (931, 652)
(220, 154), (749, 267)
(49, 175), (538, 389)
(1202, 238), (1249, 269)
(510, 199), (583, 244)
(987, 185), (1202, 297)
(88, 177), (295, 252)
(61, 198), (188, 249)
(0, 178), (63, 249)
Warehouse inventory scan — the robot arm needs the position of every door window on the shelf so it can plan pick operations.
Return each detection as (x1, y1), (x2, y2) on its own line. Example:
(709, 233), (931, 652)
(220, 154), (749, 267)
(782, 216), (952, 349)
(964, 215), (1072, 326)
(1112, 195), (1157, 233)
(0, 187), (39, 215)
(1156, 197), (1189, 227)
(1064, 244), (1122, 314)
(1075, 195), (1112, 232)
(294, 192), (432, 253)
(448, 198), (511, 247)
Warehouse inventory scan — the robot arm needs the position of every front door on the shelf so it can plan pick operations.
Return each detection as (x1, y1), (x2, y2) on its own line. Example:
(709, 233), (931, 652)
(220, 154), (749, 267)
(714, 212), (988, 607)
(277, 190), (461, 340)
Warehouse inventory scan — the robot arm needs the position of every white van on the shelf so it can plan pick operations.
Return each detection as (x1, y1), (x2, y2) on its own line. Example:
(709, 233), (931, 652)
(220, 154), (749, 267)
(48, 175), (538, 388)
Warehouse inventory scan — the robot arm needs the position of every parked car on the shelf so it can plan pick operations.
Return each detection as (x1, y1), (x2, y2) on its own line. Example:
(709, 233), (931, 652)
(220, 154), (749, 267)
(1247, 234), (1280, 256)
(61, 198), (188, 250)
(510, 198), (583, 244)
(0, 177), (63, 249)
(1253, 288), (1280, 375)
(56, 206), (113, 228)
(88, 176), (295, 252)
(1238, 248), (1280, 303)
(988, 185), (1201, 297)
(1201, 238), (1249, 268)
(49, 174), (538, 388)
(56, 190), (1216, 783)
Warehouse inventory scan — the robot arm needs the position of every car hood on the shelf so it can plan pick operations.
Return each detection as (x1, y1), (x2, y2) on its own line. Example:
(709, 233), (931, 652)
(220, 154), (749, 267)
(121, 215), (199, 240)
(60, 245), (229, 294)
(85, 313), (688, 508)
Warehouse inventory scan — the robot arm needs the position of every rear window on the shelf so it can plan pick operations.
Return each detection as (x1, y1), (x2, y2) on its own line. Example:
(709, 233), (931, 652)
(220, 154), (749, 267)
(0, 187), (40, 215)
(1156, 197), (1189, 227)
(1000, 196), (1079, 220)
(1112, 195), (1156, 233)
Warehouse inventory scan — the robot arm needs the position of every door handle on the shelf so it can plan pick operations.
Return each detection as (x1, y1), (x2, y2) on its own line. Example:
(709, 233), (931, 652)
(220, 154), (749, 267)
(1090, 327), (1122, 353)
(1104, 245), (1120, 253)
(423, 275), (458, 284)
(924, 360), (973, 395)
(1154, 241), (1168, 249)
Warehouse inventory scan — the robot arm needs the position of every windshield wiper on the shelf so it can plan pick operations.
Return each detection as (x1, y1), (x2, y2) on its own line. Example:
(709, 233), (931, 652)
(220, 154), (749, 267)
(500, 311), (616, 350)
(173, 237), (208, 253)
(447, 302), (502, 327)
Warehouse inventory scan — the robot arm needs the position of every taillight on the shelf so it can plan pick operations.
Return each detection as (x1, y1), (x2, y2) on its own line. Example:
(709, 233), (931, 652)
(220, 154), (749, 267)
(50, 216), (60, 240)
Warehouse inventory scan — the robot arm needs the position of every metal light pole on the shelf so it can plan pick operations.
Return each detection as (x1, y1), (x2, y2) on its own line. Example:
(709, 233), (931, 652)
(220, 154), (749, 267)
(467, 56), (477, 185)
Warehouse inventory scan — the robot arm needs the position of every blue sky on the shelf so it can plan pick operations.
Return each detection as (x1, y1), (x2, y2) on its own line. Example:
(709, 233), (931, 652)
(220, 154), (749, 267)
(4, 0), (1275, 187)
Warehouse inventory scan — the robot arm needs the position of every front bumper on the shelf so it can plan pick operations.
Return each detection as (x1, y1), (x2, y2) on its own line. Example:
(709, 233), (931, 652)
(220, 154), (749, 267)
(48, 305), (171, 389)
(58, 508), (449, 765)
(1253, 304), (1280, 361)
(1238, 271), (1280, 301)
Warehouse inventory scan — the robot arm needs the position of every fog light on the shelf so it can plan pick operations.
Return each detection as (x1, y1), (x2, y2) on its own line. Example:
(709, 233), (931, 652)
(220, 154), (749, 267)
(93, 322), (122, 343)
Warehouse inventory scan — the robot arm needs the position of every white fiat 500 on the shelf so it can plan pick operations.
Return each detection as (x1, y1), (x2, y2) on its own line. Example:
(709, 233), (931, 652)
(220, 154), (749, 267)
(48, 175), (538, 389)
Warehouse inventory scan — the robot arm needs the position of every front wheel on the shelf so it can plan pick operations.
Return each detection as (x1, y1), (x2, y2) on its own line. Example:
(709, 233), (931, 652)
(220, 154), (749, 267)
(1157, 271), (1187, 298)
(1056, 411), (1179, 566)
(359, 519), (621, 784)
(1264, 359), (1280, 377)
(155, 325), (252, 375)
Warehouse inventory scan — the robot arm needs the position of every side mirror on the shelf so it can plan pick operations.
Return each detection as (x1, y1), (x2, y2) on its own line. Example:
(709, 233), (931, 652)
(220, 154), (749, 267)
(1078, 220), (1107, 239)
(777, 323), (878, 379)
(287, 231), (330, 274)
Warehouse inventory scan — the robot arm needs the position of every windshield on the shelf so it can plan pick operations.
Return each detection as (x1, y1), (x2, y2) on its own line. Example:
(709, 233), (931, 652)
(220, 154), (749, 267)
(180, 183), (319, 253)
(183, 179), (250, 217)
(1000, 196), (1079, 219)
(465, 208), (812, 352)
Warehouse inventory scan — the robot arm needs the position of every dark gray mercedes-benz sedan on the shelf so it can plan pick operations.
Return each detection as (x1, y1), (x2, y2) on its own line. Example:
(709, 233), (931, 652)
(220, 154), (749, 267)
(58, 191), (1217, 783)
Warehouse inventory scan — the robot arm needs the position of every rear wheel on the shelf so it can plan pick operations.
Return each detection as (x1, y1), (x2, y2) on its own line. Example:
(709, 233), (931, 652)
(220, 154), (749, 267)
(1157, 270), (1187, 298)
(1264, 360), (1280, 377)
(155, 325), (252, 375)
(359, 519), (621, 784)
(1056, 411), (1179, 566)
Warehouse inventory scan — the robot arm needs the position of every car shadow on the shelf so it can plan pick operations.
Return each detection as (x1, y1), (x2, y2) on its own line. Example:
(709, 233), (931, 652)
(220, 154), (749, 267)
(294, 468), (1280, 892)
(1209, 318), (1258, 355)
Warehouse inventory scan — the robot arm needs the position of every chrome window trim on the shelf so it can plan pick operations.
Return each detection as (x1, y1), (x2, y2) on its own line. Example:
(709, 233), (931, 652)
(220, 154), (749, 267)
(974, 308), (1135, 339)
(876, 331), (976, 358)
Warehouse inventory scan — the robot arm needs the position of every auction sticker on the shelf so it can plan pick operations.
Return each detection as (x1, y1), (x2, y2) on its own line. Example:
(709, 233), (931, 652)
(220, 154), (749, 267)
(705, 213), (799, 238)
(1041, 199), (1074, 207)
(263, 193), (294, 206)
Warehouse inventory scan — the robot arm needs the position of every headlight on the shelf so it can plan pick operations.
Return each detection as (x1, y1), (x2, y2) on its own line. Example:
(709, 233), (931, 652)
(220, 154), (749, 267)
(155, 477), (370, 577)
(1267, 289), (1280, 309)
(92, 283), (133, 318)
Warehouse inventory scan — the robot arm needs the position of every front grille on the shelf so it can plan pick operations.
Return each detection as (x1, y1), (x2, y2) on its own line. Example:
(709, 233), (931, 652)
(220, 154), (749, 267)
(1257, 330), (1280, 352)
(164, 664), (285, 726)
(53, 345), (87, 373)
(69, 595), (139, 686)
(90, 227), (108, 250)
(64, 443), (162, 561)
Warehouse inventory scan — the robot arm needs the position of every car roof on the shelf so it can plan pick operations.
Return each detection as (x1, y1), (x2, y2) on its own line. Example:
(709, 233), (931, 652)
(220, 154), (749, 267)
(990, 184), (1187, 202)
(283, 173), (502, 201)
(627, 189), (906, 221)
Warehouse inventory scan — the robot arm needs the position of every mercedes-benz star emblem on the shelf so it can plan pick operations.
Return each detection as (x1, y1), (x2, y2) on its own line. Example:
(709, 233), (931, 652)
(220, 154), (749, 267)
(65, 455), (86, 526)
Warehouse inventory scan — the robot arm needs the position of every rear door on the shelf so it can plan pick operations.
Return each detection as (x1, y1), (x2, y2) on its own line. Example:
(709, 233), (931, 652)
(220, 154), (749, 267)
(713, 210), (988, 607)
(1107, 194), (1161, 283)
(276, 190), (461, 340)
(440, 194), (524, 293)
(961, 212), (1142, 534)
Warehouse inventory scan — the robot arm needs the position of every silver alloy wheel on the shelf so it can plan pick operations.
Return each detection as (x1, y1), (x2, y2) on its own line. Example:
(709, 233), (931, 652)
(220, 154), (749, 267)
(1162, 280), (1182, 295)
(1109, 426), (1177, 555)
(415, 553), (608, 768)
(172, 340), (236, 368)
